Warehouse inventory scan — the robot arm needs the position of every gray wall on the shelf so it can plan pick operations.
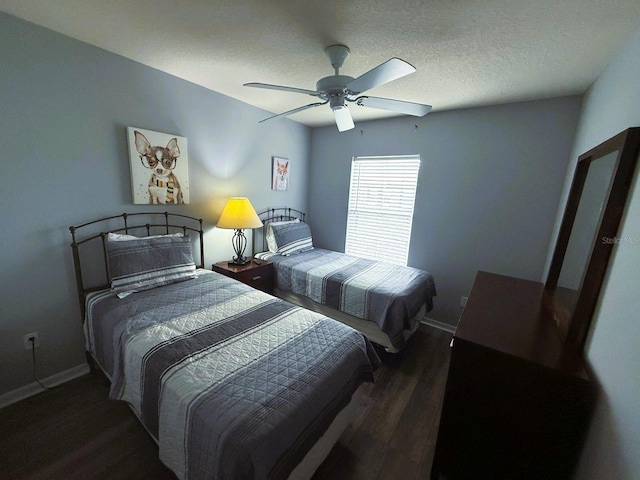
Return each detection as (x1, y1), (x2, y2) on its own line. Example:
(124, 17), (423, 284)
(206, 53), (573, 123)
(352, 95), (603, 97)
(309, 98), (582, 325)
(553, 26), (640, 480)
(0, 13), (310, 396)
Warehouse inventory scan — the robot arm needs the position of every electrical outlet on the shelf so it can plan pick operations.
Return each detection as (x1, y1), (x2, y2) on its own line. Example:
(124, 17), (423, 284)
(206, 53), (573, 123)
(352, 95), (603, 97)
(23, 332), (40, 350)
(460, 296), (468, 308)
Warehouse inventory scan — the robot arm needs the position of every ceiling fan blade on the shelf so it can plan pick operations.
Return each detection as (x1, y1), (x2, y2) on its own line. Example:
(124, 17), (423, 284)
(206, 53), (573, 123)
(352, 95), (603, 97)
(346, 58), (416, 94)
(333, 105), (355, 132)
(244, 82), (321, 97)
(355, 96), (432, 117)
(259, 101), (327, 123)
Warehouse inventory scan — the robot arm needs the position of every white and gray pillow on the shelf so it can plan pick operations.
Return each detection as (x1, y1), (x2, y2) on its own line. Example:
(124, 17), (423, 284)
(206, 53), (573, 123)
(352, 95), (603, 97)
(107, 234), (196, 297)
(270, 222), (313, 256)
(107, 232), (184, 241)
(266, 219), (299, 252)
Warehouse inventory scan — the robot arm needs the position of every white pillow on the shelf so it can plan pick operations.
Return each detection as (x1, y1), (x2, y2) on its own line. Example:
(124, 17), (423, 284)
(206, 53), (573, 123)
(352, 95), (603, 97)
(266, 219), (299, 252)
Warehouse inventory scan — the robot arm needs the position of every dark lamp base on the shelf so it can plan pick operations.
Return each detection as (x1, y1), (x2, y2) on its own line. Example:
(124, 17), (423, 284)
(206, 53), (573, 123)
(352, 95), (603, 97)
(228, 257), (250, 266)
(229, 229), (250, 266)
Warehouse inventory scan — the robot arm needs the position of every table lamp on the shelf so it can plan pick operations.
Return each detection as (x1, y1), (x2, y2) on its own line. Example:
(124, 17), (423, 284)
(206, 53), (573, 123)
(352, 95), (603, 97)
(217, 197), (263, 265)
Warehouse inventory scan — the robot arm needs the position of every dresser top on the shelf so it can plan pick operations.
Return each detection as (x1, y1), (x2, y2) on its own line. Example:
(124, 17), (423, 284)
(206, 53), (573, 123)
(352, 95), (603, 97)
(455, 271), (589, 378)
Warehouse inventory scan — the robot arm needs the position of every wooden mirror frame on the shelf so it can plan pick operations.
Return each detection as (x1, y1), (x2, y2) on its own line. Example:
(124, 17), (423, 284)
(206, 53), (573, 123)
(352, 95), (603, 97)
(546, 127), (640, 353)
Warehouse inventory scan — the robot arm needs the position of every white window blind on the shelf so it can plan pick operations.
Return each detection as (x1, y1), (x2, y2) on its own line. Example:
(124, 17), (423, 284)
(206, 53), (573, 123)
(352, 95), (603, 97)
(345, 155), (420, 266)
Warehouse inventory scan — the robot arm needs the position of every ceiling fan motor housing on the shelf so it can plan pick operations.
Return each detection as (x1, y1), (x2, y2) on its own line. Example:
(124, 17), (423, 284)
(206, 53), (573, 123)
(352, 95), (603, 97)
(316, 75), (355, 99)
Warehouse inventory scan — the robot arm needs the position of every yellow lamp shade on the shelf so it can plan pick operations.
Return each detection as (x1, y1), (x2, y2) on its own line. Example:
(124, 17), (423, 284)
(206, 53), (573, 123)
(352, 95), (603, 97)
(217, 197), (263, 229)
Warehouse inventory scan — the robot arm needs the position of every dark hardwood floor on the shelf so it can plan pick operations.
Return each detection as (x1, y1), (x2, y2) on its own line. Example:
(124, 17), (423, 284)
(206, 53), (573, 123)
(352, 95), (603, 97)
(0, 325), (451, 480)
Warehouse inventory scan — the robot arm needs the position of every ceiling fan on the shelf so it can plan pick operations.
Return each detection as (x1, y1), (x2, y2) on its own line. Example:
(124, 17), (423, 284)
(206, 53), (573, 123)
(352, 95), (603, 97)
(244, 45), (432, 132)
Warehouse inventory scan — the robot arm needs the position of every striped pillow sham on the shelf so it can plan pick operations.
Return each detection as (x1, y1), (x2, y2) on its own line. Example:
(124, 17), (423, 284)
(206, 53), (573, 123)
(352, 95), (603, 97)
(107, 234), (196, 297)
(266, 219), (299, 252)
(271, 222), (314, 256)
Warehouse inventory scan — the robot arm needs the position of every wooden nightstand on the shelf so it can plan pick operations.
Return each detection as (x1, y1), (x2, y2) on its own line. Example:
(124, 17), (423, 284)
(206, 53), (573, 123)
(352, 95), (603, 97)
(212, 260), (274, 293)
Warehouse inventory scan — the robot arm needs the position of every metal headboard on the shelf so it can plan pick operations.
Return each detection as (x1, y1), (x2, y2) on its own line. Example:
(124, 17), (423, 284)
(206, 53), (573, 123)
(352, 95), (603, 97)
(253, 207), (306, 255)
(69, 212), (204, 320)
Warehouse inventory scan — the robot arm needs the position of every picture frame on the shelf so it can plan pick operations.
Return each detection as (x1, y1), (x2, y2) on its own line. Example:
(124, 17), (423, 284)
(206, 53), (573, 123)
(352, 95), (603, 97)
(127, 127), (190, 204)
(272, 156), (290, 191)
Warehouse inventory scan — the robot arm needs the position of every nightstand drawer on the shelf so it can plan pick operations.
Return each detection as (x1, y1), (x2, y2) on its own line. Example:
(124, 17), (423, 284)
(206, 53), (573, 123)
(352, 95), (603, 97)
(233, 267), (271, 288)
(212, 260), (274, 293)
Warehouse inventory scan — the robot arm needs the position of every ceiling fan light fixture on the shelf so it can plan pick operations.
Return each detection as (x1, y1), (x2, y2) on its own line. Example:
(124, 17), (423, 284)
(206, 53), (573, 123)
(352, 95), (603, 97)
(332, 105), (354, 132)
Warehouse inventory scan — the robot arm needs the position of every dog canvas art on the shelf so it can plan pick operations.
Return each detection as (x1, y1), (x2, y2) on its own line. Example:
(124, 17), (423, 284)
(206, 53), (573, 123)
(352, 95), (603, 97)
(127, 127), (189, 204)
(272, 157), (289, 191)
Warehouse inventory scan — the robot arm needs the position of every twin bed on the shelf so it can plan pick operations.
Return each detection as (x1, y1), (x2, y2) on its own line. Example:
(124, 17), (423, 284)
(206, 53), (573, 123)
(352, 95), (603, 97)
(253, 207), (436, 353)
(70, 210), (435, 480)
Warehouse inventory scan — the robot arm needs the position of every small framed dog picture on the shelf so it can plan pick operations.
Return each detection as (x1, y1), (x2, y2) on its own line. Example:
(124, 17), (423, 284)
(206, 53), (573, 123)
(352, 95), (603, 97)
(272, 156), (289, 191)
(127, 127), (190, 204)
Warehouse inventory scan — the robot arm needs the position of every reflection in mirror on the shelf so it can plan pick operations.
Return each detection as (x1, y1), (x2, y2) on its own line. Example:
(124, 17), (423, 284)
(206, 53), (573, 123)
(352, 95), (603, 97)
(546, 127), (640, 353)
(557, 151), (618, 292)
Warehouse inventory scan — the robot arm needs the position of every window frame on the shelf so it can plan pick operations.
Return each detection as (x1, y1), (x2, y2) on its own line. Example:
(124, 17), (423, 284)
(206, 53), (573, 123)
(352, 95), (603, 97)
(344, 154), (421, 266)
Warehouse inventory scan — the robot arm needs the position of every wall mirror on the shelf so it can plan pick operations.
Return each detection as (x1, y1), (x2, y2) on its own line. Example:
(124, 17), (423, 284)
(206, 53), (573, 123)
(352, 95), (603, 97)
(546, 127), (640, 353)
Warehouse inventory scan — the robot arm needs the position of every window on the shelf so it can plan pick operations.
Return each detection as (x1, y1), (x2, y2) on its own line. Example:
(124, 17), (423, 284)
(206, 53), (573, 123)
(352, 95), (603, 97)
(345, 155), (420, 266)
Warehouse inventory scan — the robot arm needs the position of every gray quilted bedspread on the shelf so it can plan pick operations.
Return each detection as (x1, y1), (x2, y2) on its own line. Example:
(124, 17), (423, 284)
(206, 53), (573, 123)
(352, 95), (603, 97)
(256, 249), (436, 348)
(84, 270), (378, 480)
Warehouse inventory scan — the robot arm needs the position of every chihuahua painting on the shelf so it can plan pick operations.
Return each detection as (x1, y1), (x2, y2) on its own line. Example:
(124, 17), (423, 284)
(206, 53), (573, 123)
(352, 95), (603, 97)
(272, 157), (289, 191)
(128, 127), (189, 204)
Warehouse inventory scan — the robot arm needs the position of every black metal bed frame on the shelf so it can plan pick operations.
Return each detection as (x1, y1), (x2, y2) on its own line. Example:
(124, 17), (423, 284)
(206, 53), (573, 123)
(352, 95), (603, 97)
(252, 207), (306, 254)
(69, 212), (204, 321)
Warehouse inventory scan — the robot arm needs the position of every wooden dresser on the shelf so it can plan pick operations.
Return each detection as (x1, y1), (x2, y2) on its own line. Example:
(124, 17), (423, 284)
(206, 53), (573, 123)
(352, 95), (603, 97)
(431, 271), (596, 480)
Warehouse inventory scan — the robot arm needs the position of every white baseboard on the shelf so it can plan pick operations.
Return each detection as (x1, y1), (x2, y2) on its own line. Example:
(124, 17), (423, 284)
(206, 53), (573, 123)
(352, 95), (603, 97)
(421, 317), (456, 333)
(0, 363), (91, 409)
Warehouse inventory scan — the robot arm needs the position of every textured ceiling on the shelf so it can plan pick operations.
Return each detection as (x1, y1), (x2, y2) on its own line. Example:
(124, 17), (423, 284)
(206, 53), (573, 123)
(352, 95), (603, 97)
(2, 0), (640, 128)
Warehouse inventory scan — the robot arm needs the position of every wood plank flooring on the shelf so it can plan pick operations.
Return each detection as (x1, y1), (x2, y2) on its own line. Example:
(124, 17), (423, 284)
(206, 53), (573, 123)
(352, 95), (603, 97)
(0, 325), (451, 480)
